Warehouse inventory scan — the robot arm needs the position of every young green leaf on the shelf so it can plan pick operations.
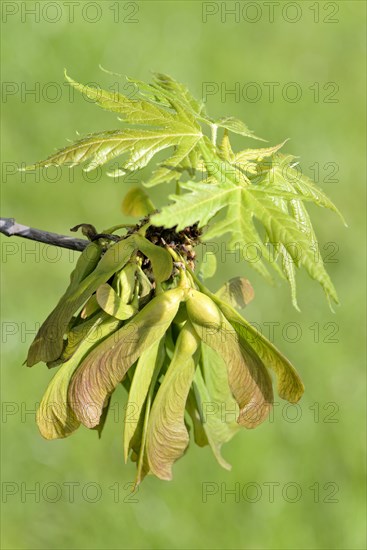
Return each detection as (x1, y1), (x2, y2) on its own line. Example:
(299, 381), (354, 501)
(213, 116), (264, 140)
(218, 130), (235, 162)
(65, 71), (173, 125)
(259, 154), (346, 224)
(154, 162), (339, 303)
(23, 126), (202, 177)
(24, 71), (343, 308)
(152, 72), (205, 116)
(25, 74), (205, 184)
(233, 140), (288, 171)
(121, 187), (155, 217)
(152, 179), (278, 282)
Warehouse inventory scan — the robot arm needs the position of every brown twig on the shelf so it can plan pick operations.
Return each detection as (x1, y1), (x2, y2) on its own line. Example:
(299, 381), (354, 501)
(0, 217), (88, 252)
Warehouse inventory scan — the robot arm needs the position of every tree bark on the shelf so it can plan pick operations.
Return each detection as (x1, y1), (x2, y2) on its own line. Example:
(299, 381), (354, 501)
(0, 217), (88, 252)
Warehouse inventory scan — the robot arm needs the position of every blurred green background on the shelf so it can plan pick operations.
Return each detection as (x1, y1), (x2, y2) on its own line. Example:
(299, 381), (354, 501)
(1, 1), (366, 549)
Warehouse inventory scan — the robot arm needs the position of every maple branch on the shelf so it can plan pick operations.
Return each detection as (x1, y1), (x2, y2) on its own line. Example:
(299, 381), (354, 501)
(0, 217), (88, 252)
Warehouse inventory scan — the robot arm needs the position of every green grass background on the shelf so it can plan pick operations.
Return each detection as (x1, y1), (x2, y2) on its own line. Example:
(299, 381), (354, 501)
(1, 1), (366, 549)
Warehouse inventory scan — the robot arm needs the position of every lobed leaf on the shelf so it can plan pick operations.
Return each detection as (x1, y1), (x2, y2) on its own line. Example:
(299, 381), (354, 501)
(213, 116), (264, 140)
(24, 71), (343, 308)
(153, 180), (280, 282)
(24, 125), (202, 176)
(152, 72), (205, 116)
(261, 154), (346, 224)
(246, 190), (338, 303)
(218, 131), (235, 162)
(65, 71), (174, 125)
(154, 148), (340, 303)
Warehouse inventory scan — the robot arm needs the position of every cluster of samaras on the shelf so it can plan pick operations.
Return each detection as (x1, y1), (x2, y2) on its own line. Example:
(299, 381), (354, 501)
(28, 225), (303, 485)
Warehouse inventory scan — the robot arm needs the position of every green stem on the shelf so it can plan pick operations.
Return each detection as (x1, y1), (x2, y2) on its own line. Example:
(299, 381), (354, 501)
(102, 223), (135, 234)
(136, 222), (151, 237)
(211, 124), (218, 146)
